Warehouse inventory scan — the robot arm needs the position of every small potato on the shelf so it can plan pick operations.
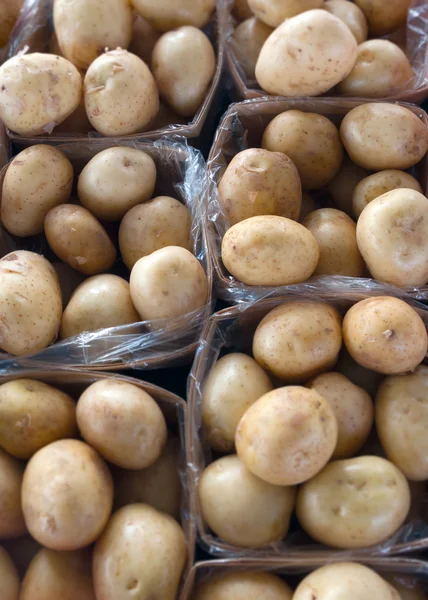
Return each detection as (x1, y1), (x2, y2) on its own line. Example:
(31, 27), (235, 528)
(0, 449), (26, 539)
(336, 347), (384, 397)
(119, 197), (192, 270)
(131, 0), (215, 31)
(129, 16), (161, 65)
(327, 156), (369, 217)
(198, 454), (296, 548)
(307, 372), (374, 459)
(233, 0), (253, 20)
(1, 145), (73, 237)
(0, 251), (62, 356)
(152, 27), (216, 117)
(0, 546), (19, 600)
(0, 53), (82, 136)
(255, 10), (357, 97)
(76, 379), (167, 470)
(343, 297), (428, 375)
(232, 18), (273, 79)
(202, 353), (273, 452)
(194, 571), (293, 600)
(60, 275), (139, 339)
(302, 208), (365, 277)
(355, 0), (411, 36)
(248, 0), (324, 27)
(54, 0), (133, 70)
(340, 103), (428, 171)
(22, 439), (113, 550)
(114, 437), (182, 519)
(376, 367), (428, 481)
(21, 548), (95, 600)
(353, 170), (422, 218)
(93, 504), (187, 600)
(0, 379), (77, 460)
(130, 246), (208, 320)
(221, 216), (319, 286)
(45, 205), (117, 276)
(262, 111), (343, 190)
(324, 0), (368, 43)
(253, 302), (342, 381)
(299, 192), (317, 222)
(356, 189), (428, 287)
(78, 147), (156, 221)
(296, 456), (410, 548)
(218, 149), (302, 225)
(84, 49), (159, 136)
(337, 40), (414, 98)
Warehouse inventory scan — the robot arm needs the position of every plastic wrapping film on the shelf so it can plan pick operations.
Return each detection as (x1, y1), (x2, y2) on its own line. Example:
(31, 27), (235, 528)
(206, 96), (428, 304)
(223, 0), (428, 103)
(0, 125), (214, 370)
(3, 0), (225, 144)
(0, 368), (195, 597)
(187, 296), (428, 558)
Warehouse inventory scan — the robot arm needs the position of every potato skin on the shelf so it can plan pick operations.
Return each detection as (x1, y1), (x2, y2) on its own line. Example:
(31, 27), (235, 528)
(193, 571), (293, 600)
(0, 546), (19, 600)
(0, 449), (26, 539)
(45, 205), (117, 276)
(324, 0), (368, 43)
(232, 18), (273, 79)
(198, 454), (296, 548)
(355, 0), (411, 36)
(131, 0), (215, 31)
(248, 0), (324, 28)
(1, 145), (73, 237)
(340, 103), (428, 171)
(327, 156), (368, 217)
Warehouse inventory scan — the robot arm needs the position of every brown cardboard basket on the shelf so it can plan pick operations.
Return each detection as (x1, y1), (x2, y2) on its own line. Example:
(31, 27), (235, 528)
(187, 297), (428, 558)
(206, 96), (428, 303)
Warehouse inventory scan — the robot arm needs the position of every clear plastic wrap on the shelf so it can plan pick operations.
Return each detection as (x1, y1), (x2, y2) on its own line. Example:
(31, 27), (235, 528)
(0, 126), (213, 370)
(206, 96), (428, 303)
(223, 0), (428, 103)
(187, 296), (428, 558)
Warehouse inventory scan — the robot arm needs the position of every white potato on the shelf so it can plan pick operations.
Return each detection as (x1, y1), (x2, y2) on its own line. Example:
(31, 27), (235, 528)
(194, 571), (293, 600)
(355, 0), (411, 36)
(232, 18), (273, 79)
(324, 0), (368, 43)
(248, 0), (324, 27)
(353, 170), (422, 218)
(132, 0), (215, 31)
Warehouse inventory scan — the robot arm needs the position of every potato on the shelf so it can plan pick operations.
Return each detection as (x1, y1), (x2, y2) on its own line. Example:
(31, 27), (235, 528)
(324, 0), (368, 43)
(302, 208), (364, 277)
(253, 302), (342, 381)
(114, 436), (182, 519)
(0, 379), (77, 460)
(78, 147), (156, 222)
(0, 449), (26, 539)
(194, 571), (293, 600)
(338, 40), (414, 98)
(327, 156), (369, 216)
(22, 439), (113, 550)
(202, 353), (273, 452)
(0, 0), (23, 48)
(343, 297), (427, 374)
(152, 27), (215, 117)
(336, 348), (383, 397)
(307, 372), (373, 459)
(198, 454), (296, 548)
(294, 563), (397, 600)
(84, 49), (159, 136)
(340, 103), (428, 171)
(353, 171), (422, 219)
(248, 0), (324, 27)
(299, 192), (317, 221)
(221, 216), (319, 286)
(0, 546), (19, 600)
(45, 205), (116, 276)
(232, 18), (273, 79)
(355, 0), (411, 36)
(0, 53), (82, 136)
(54, 0), (132, 70)
(1, 145), (73, 237)
(297, 455), (410, 548)
(76, 379), (167, 470)
(255, 10), (357, 97)
(119, 197), (192, 270)
(262, 111), (343, 190)
(218, 149), (302, 226)
(131, 0), (215, 31)
(130, 246), (208, 320)
(356, 189), (428, 287)
(0, 251), (62, 356)
(93, 504), (186, 600)
(21, 548), (95, 600)
(129, 15), (160, 65)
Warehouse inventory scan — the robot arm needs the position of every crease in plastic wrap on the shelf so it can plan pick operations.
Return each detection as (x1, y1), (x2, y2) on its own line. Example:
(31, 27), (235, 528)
(223, 0), (428, 103)
(206, 96), (428, 304)
(187, 296), (428, 558)
(0, 133), (214, 370)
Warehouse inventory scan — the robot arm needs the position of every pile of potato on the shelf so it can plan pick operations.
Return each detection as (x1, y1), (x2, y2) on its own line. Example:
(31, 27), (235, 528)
(0, 376), (186, 599)
(0, 143), (209, 357)
(0, 0), (217, 137)
(197, 296), (428, 550)
(217, 101), (428, 289)
(231, 0), (417, 98)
